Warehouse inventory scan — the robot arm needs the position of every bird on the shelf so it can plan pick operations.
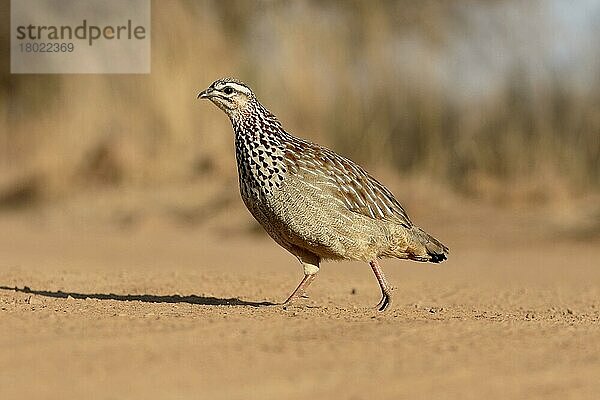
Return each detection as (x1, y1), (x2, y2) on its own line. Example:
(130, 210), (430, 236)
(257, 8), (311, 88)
(197, 77), (448, 311)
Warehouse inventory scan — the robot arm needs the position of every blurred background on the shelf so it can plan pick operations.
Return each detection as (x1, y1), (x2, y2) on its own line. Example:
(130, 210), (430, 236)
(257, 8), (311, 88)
(0, 0), (599, 237)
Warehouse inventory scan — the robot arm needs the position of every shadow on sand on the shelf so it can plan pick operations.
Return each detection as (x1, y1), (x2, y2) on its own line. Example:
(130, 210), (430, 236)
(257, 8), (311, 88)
(0, 285), (274, 307)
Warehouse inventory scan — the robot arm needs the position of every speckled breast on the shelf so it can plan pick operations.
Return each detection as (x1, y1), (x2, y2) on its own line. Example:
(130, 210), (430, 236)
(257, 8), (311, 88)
(233, 126), (291, 226)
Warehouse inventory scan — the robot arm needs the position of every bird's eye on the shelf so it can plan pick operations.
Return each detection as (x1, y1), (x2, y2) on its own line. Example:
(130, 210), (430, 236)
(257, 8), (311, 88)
(223, 87), (234, 95)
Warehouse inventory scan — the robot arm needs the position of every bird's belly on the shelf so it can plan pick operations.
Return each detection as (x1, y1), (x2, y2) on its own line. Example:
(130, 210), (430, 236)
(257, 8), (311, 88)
(242, 179), (384, 261)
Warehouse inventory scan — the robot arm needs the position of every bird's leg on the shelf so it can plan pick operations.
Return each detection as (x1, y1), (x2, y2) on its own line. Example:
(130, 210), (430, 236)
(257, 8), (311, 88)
(369, 260), (393, 312)
(283, 256), (320, 306)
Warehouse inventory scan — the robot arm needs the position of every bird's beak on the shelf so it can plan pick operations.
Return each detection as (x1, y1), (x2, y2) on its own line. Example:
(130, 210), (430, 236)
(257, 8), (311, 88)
(197, 88), (212, 99)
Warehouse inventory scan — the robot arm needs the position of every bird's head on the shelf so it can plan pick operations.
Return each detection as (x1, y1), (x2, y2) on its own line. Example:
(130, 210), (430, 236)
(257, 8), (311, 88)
(197, 78), (255, 119)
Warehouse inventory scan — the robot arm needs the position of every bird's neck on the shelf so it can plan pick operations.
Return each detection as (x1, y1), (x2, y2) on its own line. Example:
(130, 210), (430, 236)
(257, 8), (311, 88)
(231, 100), (288, 145)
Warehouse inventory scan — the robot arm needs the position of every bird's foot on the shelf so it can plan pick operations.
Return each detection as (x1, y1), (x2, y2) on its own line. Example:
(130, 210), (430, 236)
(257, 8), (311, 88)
(282, 273), (316, 307)
(282, 292), (309, 307)
(376, 290), (393, 312)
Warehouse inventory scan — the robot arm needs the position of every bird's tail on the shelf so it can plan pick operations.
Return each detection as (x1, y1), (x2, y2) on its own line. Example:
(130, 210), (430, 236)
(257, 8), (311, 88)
(407, 226), (449, 263)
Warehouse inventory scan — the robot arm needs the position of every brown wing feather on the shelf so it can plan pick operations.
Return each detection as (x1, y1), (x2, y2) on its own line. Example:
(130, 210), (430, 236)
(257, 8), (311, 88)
(284, 139), (412, 227)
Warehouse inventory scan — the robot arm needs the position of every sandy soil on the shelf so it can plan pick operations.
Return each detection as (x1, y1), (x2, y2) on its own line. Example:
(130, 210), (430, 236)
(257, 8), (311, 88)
(1, 196), (599, 400)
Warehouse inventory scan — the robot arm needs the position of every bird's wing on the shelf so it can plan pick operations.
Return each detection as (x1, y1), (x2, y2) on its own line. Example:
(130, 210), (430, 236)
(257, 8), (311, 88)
(283, 139), (412, 227)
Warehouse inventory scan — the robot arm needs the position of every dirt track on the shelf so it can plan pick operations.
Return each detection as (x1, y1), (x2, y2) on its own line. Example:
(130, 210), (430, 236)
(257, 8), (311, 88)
(1, 200), (599, 400)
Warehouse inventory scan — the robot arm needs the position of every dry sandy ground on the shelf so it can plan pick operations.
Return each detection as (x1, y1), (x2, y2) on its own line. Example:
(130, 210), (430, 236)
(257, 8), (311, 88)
(0, 196), (599, 400)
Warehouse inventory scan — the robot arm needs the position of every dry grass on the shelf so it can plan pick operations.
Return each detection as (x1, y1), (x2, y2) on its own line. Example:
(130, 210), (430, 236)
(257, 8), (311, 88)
(1, 1), (599, 209)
